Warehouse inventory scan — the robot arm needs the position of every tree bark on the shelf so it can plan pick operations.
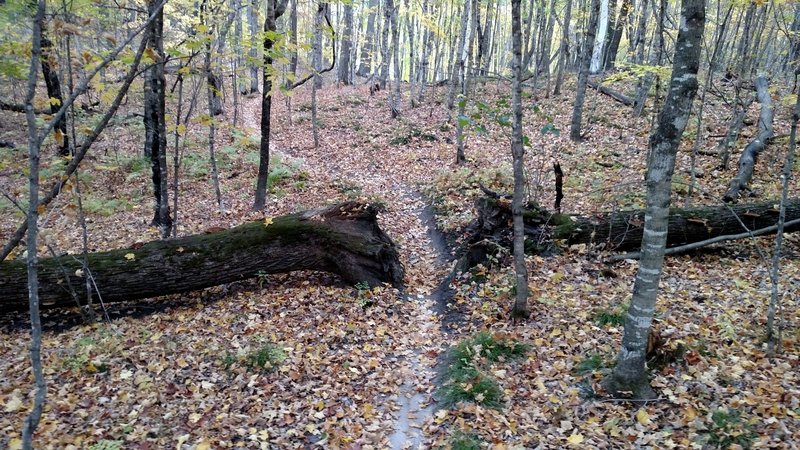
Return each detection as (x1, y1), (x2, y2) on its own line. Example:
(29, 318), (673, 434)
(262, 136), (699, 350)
(723, 75), (774, 203)
(603, 0), (704, 399)
(358, 0), (378, 77)
(510, 0), (529, 319)
(144, 0), (171, 236)
(338, 2), (354, 85)
(247, 0), (260, 94)
(570, 0), (600, 140)
(603, 0), (631, 70)
(0, 202), (404, 312)
(39, 22), (69, 156)
(253, 0), (288, 211)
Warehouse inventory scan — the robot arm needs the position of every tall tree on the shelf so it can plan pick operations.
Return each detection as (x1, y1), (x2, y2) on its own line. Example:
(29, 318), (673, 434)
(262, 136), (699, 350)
(338, 0), (354, 85)
(253, 0), (288, 211)
(510, 0), (529, 319)
(603, 0), (704, 399)
(603, 0), (631, 70)
(144, 0), (171, 236)
(357, 0), (378, 77)
(379, 0), (392, 88)
(247, 0), (260, 94)
(446, 0), (470, 110)
(21, 3), (46, 448)
(553, 0), (573, 95)
(570, 0), (600, 141)
(590, 0), (609, 73)
(632, 0), (665, 117)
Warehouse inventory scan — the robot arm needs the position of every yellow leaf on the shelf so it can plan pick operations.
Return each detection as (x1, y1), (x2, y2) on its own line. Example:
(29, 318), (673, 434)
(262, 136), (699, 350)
(176, 124), (187, 135)
(189, 412), (202, 423)
(636, 408), (652, 425)
(54, 129), (64, 146)
(176, 434), (190, 450)
(684, 406), (697, 422)
(124, 253), (135, 261)
(4, 395), (23, 412)
(8, 438), (22, 450)
(196, 441), (211, 450)
(144, 47), (159, 63)
(49, 97), (62, 106)
(550, 328), (562, 337)
(263, 217), (273, 227)
(566, 433), (584, 445)
(37, 204), (46, 215)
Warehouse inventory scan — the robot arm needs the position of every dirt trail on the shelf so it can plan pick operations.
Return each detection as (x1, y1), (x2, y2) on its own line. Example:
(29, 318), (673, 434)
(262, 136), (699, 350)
(242, 94), (450, 448)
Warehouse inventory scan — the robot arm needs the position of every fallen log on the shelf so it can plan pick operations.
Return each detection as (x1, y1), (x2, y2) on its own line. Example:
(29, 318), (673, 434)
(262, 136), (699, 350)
(0, 202), (404, 312)
(588, 80), (634, 106)
(723, 75), (774, 202)
(459, 197), (800, 265)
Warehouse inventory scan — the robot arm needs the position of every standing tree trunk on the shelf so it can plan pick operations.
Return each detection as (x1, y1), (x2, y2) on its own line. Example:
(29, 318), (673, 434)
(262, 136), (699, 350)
(378, 0), (392, 89)
(603, 0), (631, 70)
(338, 1), (354, 85)
(247, 0), (260, 94)
(446, 0), (470, 110)
(358, 0), (378, 77)
(416, 0), (433, 103)
(478, 0), (495, 78)
(553, 0), (573, 95)
(144, 0), (171, 236)
(21, 3), (46, 448)
(39, 19), (69, 156)
(202, 0), (224, 210)
(570, 0), (600, 141)
(767, 85), (799, 352)
(388, 0), (400, 117)
(510, 0), (529, 319)
(602, 0), (704, 399)
(590, 0), (609, 73)
(253, 0), (288, 211)
(632, 0), (665, 117)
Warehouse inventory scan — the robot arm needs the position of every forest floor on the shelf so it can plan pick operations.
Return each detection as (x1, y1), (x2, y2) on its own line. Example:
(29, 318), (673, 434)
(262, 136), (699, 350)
(1, 75), (799, 449)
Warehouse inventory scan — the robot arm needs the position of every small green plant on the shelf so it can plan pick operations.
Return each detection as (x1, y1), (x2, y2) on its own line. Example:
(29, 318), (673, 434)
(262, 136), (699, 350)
(574, 353), (606, 375)
(449, 331), (529, 364)
(448, 430), (484, 450)
(256, 270), (269, 289)
(222, 353), (237, 370)
(706, 408), (757, 449)
(594, 304), (627, 327)
(82, 195), (132, 217)
(88, 440), (122, 450)
(438, 332), (527, 409)
(354, 281), (374, 309)
(245, 340), (286, 371)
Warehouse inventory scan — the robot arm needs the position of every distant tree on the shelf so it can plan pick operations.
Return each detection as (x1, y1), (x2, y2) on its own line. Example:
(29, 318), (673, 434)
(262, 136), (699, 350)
(247, 0), (260, 94)
(603, 0), (704, 399)
(570, 0), (600, 141)
(357, 0), (378, 77)
(338, 1), (354, 85)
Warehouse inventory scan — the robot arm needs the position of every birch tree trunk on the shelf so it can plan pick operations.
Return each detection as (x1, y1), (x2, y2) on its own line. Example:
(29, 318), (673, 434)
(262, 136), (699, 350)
(379, 0), (391, 88)
(510, 0), (529, 319)
(603, 0), (704, 399)
(590, 0), (609, 73)
(389, 0), (400, 117)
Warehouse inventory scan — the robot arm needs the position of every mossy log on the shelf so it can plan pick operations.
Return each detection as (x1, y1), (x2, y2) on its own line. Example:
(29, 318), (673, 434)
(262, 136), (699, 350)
(0, 202), (404, 312)
(469, 197), (800, 254)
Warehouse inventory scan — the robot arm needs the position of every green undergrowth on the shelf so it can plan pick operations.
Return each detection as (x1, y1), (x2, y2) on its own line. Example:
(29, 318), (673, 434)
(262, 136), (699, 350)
(438, 331), (528, 409)
(224, 338), (287, 372)
(447, 430), (484, 450)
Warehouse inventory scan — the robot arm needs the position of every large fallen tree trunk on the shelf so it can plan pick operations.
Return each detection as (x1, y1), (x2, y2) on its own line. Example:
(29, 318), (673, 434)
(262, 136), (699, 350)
(0, 202), (404, 312)
(723, 75), (774, 202)
(456, 197), (800, 269)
